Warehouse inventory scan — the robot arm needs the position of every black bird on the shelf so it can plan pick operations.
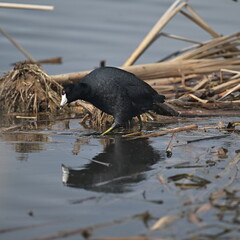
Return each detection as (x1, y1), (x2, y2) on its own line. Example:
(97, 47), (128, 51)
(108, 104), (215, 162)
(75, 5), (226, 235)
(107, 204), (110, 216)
(60, 66), (177, 135)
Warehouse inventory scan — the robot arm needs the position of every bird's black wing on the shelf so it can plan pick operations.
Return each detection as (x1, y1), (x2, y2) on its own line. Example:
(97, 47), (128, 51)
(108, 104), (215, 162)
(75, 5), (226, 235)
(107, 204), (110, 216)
(120, 74), (158, 112)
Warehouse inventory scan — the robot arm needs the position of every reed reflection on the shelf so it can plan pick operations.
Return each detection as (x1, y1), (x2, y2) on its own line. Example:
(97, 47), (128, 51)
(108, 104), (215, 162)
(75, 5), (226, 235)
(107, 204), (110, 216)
(2, 133), (50, 160)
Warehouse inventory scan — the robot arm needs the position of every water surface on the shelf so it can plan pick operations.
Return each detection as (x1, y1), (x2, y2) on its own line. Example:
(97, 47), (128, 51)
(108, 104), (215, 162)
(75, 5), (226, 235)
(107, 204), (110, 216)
(1, 1), (240, 239)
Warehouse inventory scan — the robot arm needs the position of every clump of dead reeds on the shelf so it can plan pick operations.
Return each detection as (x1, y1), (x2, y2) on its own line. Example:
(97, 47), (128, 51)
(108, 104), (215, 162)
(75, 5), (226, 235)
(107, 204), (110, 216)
(0, 62), (62, 113)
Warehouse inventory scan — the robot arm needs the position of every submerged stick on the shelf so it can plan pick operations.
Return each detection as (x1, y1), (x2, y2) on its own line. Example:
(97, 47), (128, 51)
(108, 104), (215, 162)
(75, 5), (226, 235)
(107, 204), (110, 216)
(128, 124), (198, 140)
(28, 212), (149, 240)
(186, 134), (230, 143)
(0, 120), (34, 132)
(166, 133), (176, 157)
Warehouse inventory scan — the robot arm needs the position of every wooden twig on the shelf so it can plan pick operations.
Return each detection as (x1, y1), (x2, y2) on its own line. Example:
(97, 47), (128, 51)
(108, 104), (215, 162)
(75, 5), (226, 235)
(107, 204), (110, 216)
(0, 3), (54, 11)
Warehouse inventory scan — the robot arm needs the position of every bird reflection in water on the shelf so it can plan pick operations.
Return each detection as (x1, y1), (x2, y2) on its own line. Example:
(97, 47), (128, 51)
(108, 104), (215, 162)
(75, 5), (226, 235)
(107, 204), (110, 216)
(62, 137), (164, 193)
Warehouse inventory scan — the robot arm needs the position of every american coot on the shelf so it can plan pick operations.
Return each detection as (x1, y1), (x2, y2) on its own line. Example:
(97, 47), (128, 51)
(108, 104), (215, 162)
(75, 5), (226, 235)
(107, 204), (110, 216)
(60, 66), (177, 135)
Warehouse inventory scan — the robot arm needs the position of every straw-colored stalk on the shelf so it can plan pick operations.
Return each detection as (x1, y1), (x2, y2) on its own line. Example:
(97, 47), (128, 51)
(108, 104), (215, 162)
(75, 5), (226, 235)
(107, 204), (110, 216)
(51, 57), (240, 86)
(0, 3), (54, 11)
(0, 63), (62, 113)
(122, 0), (187, 67)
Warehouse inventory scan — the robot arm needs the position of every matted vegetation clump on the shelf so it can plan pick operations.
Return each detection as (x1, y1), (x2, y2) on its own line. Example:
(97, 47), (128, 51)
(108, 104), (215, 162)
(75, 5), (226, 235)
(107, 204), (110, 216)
(0, 62), (62, 113)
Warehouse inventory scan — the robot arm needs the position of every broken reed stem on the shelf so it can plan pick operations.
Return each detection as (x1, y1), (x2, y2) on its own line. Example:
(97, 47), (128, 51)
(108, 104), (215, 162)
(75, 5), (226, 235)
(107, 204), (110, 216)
(191, 75), (210, 92)
(172, 32), (240, 61)
(51, 70), (90, 85)
(219, 83), (240, 100)
(26, 212), (149, 240)
(0, 3), (54, 11)
(221, 69), (240, 76)
(158, 43), (201, 62)
(166, 133), (176, 157)
(122, 0), (187, 67)
(50, 31), (240, 85)
(0, 27), (36, 62)
(181, 5), (239, 53)
(128, 124), (198, 140)
(188, 94), (208, 103)
(51, 58), (240, 85)
(212, 78), (240, 94)
(158, 32), (202, 45)
(22, 57), (62, 65)
(180, 7), (220, 38)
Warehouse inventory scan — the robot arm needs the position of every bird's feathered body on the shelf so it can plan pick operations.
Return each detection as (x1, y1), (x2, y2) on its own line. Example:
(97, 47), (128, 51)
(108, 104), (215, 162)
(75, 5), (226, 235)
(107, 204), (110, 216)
(60, 67), (177, 134)
(80, 67), (165, 124)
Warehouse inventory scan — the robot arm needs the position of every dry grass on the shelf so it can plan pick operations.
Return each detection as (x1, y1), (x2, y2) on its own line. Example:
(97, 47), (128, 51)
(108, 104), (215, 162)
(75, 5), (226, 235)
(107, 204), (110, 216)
(0, 62), (62, 113)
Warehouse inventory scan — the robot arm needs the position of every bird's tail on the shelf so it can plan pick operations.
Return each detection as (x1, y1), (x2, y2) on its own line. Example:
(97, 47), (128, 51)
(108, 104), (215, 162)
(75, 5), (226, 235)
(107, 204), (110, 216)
(153, 102), (179, 116)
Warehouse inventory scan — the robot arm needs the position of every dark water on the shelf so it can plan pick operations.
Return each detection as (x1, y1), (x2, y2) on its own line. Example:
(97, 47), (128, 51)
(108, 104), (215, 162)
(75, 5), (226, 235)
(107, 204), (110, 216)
(1, 0), (240, 239)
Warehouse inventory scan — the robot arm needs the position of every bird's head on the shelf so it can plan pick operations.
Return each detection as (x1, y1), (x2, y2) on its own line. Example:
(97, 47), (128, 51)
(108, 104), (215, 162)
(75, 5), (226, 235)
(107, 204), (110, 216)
(60, 84), (74, 108)
(60, 83), (90, 109)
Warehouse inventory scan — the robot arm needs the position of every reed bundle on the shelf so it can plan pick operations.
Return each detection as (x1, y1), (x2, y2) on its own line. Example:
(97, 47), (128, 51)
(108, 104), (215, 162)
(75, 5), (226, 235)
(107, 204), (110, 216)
(0, 63), (62, 113)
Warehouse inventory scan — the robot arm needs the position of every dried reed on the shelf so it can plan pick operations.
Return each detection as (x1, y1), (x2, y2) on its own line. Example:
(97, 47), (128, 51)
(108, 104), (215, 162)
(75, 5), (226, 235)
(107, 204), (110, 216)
(0, 63), (62, 113)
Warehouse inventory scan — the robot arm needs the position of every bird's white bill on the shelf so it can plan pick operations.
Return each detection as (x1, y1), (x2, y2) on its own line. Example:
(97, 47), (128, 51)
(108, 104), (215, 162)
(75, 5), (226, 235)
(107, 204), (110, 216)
(60, 93), (68, 107)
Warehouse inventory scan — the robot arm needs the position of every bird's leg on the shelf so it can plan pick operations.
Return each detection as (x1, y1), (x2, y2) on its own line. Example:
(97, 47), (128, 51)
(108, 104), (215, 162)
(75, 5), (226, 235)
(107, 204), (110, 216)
(137, 115), (142, 131)
(122, 116), (143, 137)
(101, 122), (118, 136)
